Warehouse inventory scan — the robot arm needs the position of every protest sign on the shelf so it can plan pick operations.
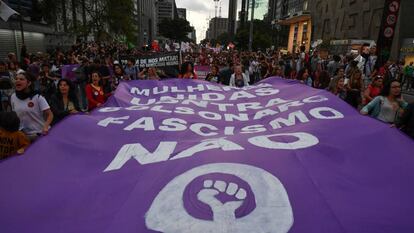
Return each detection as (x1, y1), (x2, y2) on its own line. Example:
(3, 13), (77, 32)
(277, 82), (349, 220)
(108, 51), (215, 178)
(61, 64), (80, 81)
(120, 52), (180, 78)
(194, 65), (210, 80)
(1, 78), (414, 233)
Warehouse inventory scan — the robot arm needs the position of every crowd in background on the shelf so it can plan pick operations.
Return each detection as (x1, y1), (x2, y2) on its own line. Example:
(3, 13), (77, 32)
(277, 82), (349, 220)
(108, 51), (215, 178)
(0, 41), (413, 159)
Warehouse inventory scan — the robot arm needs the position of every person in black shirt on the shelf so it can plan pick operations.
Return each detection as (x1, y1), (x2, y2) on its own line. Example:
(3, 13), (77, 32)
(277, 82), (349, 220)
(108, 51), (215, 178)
(219, 62), (233, 85)
(49, 79), (80, 125)
(205, 65), (221, 83)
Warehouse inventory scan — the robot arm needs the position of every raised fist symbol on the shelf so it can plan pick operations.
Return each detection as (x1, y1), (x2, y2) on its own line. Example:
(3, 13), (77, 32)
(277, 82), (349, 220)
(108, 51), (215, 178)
(146, 163), (293, 233)
(197, 180), (247, 223)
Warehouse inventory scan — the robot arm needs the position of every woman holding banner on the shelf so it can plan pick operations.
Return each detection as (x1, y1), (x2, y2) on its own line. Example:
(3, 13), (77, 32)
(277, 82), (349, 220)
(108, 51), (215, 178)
(361, 80), (407, 125)
(205, 65), (221, 83)
(138, 68), (160, 80)
(86, 72), (109, 111)
(178, 62), (197, 79)
(111, 64), (130, 92)
(49, 79), (80, 125)
(10, 71), (53, 141)
(230, 65), (250, 87)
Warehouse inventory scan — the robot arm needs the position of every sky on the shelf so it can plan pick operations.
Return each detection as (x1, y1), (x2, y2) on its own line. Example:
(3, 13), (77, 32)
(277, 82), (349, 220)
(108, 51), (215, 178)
(175, 0), (268, 43)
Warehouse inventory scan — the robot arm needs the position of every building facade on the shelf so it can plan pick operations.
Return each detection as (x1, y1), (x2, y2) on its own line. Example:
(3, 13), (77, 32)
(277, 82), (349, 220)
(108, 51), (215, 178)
(177, 8), (187, 20)
(155, 0), (178, 36)
(138, 0), (157, 46)
(188, 27), (197, 42)
(309, 0), (384, 41)
(267, 0), (282, 22)
(206, 17), (229, 40)
(0, 0), (79, 60)
(309, 0), (414, 60)
(156, 0), (176, 22)
(277, 0), (311, 53)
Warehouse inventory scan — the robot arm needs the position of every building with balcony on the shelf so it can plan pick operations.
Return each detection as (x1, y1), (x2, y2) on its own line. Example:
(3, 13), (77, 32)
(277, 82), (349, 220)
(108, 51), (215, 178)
(276, 0), (311, 53)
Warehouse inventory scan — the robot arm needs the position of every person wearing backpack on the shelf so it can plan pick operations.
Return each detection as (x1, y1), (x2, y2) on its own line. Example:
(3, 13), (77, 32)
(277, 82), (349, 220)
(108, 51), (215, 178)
(361, 80), (407, 124)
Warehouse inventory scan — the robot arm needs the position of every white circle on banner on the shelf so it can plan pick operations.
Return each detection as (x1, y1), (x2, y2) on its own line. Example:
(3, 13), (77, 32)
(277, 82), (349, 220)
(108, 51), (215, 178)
(389, 1), (399, 13)
(145, 163), (294, 233)
(384, 27), (394, 38)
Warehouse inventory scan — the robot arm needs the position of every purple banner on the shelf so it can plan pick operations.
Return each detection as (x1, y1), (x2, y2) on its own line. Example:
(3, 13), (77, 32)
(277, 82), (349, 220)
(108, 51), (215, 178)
(61, 64), (81, 81)
(1, 78), (414, 233)
(194, 65), (210, 80)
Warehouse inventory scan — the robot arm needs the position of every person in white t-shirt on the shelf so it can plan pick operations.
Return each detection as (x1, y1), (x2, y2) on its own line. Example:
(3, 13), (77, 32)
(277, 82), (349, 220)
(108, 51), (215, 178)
(230, 65), (250, 87)
(10, 71), (53, 141)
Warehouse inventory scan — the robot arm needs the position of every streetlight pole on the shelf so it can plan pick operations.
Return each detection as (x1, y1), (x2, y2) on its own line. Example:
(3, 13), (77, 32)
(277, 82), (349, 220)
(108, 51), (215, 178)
(213, 0), (220, 39)
(17, 0), (25, 45)
(248, 0), (255, 51)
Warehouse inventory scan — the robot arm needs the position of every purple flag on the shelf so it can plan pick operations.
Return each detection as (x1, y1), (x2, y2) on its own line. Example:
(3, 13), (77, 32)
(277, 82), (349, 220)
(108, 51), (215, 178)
(61, 64), (81, 81)
(1, 78), (414, 233)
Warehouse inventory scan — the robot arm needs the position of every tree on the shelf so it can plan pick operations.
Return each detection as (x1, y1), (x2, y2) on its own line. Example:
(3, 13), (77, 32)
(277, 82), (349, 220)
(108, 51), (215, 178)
(158, 18), (193, 41)
(30, 0), (43, 22)
(235, 20), (277, 50)
(106, 0), (137, 43)
(40, 0), (59, 27)
(41, 0), (137, 44)
(216, 33), (231, 46)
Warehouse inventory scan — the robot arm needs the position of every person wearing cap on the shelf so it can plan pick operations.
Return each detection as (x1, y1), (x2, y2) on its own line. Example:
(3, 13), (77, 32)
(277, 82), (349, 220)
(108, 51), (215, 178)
(10, 71), (53, 141)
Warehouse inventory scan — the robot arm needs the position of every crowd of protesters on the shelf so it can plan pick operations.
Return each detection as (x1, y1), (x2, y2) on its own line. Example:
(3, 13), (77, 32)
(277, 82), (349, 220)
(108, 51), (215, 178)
(0, 41), (413, 159)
